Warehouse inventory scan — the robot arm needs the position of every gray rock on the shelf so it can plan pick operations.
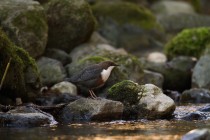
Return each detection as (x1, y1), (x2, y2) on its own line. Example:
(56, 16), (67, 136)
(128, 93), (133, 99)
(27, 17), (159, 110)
(180, 88), (210, 103)
(146, 52), (167, 63)
(50, 81), (77, 96)
(37, 57), (66, 86)
(158, 13), (210, 33)
(45, 0), (96, 52)
(59, 98), (123, 122)
(0, 106), (57, 127)
(143, 56), (196, 91)
(0, 0), (48, 58)
(107, 80), (175, 119)
(142, 70), (164, 88)
(138, 84), (175, 119)
(182, 129), (210, 140)
(192, 55), (210, 88)
(151, 1), (195, 17)
(44, 48), (71, 65)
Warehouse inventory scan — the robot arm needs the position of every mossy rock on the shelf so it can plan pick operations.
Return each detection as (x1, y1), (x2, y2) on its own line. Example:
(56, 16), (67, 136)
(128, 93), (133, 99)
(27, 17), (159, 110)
(107, 81), (175, 119)
(91, 1), (164, 53)
(0, 28), (41, 103)
(107, 80), (142, 105)
(92, 1), (159, 29)
(0, 0), (48, 58)
(45, 0), (96, 52)
(164, 27), (210, 60)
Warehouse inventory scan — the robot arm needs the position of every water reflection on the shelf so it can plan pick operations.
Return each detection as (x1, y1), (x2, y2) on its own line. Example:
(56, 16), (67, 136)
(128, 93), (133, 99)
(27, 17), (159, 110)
(0, 120), (209, 140)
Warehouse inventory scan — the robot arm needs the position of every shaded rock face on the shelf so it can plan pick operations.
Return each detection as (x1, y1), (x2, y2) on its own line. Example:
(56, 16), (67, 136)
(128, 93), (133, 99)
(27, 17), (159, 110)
(143, 56), (196, 92)
(44, 48), (72, 65)
(107, 80), (175, 120)
(180, 88), (210, 103)
(182, 129), (210, 140)
(0, 0), (48, 58)
(142, 70), (164, 88)
(37, 57), (66, 86)
(0, 106), (57, 127)
(91, 1), (164, 55)
(45, 0), (96, 52)
(158, 13), (210, 34)
(0, 28), (41, 103)
(192, 55), (210, 89)
(59, 98), (123, 122)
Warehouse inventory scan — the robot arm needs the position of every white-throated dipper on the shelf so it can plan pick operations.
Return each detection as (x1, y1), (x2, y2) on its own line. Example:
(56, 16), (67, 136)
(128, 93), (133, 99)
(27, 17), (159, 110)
(66, 61), (119, 99)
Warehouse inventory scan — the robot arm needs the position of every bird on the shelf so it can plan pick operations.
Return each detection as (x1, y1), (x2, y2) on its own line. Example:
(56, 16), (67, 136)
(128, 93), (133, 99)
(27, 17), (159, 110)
(65, 61), (119, 99)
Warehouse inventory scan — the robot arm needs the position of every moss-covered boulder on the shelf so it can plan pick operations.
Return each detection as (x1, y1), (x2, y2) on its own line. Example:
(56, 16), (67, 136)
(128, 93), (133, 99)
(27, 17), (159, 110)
(107, 80), (175, 119)
(0, 0), (48, 58)
(91, 1), (164, 54)
(44, 0), (96, 52)
(164, 27), (210, 60)
(66, 47), (144, 97)
(0, 29), (41, 104)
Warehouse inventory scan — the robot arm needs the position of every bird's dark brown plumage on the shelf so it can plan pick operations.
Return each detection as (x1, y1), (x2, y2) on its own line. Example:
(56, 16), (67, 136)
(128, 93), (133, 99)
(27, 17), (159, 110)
(66, 61), (118, 98)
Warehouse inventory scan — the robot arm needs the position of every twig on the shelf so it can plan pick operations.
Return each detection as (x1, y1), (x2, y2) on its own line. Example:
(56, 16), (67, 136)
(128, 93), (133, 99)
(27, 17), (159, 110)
(0, 58), (12, 90)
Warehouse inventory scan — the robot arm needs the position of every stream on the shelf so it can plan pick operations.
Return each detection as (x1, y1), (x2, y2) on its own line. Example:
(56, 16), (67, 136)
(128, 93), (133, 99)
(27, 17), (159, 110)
(0, 104), (209, 140)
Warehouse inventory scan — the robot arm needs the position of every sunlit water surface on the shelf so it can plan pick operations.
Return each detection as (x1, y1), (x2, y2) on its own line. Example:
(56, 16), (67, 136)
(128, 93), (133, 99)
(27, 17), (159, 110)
(0, 104), (210, 140)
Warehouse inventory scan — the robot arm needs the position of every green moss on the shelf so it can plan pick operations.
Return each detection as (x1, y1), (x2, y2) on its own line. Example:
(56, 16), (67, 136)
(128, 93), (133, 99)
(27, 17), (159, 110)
(0, 28), (40, 100)
(107, 80), (143, 105)
(164, 27), (210, 59)
(13, 10), (48, 41)
(190, 0), (201, 13)
(45, 0), (96, 52)
(92, 1), (160, 30)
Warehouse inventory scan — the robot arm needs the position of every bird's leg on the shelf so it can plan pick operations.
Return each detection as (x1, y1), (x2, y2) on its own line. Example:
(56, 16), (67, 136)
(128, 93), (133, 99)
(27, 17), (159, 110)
(90, 90), (98, 98)
(89, 90), (97, 99)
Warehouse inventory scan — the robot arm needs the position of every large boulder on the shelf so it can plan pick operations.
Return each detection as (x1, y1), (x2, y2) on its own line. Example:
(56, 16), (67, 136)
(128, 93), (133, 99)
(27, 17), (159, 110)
(44, 0), (96, 52)
(59, 98), (124, 122)
(0, 0), (48, 58)
(107, 80), (175, 119)
(0, 29), (41, 103)
(91, 1), (164, 55)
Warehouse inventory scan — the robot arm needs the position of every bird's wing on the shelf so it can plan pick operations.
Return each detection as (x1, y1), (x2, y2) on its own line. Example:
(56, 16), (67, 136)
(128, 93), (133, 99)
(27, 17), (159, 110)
(69, 65), (103, 83)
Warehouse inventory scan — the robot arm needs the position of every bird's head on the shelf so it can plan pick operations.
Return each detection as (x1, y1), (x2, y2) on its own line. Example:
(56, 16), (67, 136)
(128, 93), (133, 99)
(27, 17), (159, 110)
(99, 61), (119, 69)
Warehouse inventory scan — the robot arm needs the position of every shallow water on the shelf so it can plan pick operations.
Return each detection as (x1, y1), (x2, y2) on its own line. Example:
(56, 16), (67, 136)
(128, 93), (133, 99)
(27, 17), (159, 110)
(0, 119), (210, 140)
(0, 104), (210, 140)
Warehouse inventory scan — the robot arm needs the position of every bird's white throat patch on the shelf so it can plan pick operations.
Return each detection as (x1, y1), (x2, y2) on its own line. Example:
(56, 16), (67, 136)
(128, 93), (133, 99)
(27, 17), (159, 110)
(101, 66), (115, 82)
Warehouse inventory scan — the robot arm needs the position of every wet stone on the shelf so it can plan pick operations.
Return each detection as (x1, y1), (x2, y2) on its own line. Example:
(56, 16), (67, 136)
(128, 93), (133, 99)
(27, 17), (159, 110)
(0, 106), (57, 127)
